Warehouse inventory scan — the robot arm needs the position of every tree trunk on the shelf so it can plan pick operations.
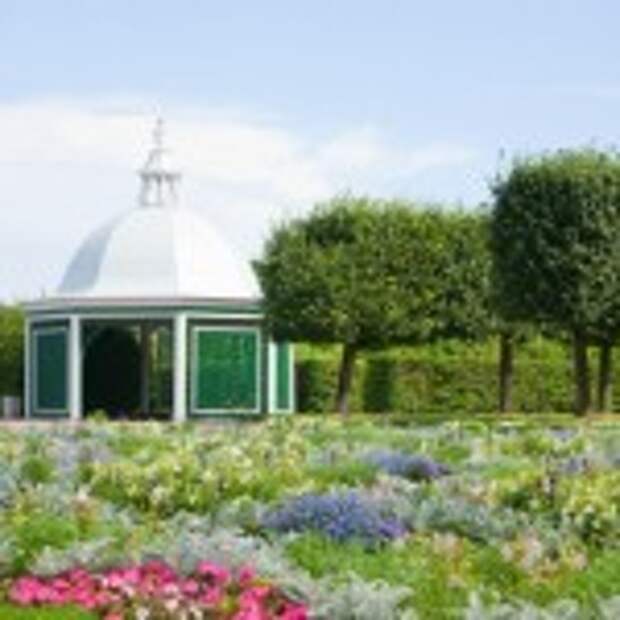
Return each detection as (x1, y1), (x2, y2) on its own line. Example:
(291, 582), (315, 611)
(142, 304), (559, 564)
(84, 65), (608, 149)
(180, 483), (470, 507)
(498, 332), (514, 413)
(597, 341), (613, 413)
(335, 343), (358, 416)
(573, 328), (590, 416)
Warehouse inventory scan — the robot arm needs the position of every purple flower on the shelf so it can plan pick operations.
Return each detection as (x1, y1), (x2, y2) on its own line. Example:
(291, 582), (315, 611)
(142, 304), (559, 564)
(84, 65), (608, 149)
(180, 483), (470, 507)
(263, 491), (406, 546)
(364, 451), (450, 481)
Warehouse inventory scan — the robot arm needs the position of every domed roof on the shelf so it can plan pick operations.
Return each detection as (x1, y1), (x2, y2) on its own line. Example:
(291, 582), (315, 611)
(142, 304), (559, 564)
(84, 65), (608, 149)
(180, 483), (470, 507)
(56, 120), (260, 302)
(58, 207), (260, 300)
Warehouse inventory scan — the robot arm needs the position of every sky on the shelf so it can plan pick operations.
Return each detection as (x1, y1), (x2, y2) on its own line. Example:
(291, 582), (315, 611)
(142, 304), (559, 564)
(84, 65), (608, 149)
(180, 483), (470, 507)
(1, 0), (619, 301)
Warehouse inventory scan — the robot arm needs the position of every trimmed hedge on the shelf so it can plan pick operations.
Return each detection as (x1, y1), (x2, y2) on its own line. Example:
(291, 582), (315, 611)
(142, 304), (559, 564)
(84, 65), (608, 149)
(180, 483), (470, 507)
(0, 306), (23, 395)
(296, 339), (583, 413)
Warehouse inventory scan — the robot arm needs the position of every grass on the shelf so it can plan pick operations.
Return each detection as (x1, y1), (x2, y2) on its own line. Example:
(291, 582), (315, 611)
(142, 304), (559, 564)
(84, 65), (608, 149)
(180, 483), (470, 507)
(0, 604), (95, 619)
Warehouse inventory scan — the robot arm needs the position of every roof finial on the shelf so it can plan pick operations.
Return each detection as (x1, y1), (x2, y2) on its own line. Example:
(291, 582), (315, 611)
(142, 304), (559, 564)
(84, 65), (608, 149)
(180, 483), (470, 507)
(138, 117), (181, 208)
(153, 116), (164, 149)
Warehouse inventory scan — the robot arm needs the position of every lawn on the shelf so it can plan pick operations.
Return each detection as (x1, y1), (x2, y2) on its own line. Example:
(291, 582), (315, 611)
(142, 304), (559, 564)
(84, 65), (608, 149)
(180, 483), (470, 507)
(0, 415), (619, 618)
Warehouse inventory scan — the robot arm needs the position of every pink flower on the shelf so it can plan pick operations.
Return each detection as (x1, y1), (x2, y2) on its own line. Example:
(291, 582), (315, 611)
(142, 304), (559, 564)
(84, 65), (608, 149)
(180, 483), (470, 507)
(196, 561), (231, 586)
(233, 599), (267, 620)
(103, 572), (126, 589)
(240, 584), (273, 604)
(181, 578), (200, 596)
(238, 565), (256, 586)
(10, 577), (41, 605)
(120, 567), (140, 586)
(280, 604), (309, 620)
(8, 559), (307, 618)
(200, 585), (224, 605)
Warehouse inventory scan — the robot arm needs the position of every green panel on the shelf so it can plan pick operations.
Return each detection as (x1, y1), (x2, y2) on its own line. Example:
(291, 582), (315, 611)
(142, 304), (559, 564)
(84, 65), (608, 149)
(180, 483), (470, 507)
(35, 329), (68, 412)
(276, 342), (291, 410)
(194, 330), (258, 411)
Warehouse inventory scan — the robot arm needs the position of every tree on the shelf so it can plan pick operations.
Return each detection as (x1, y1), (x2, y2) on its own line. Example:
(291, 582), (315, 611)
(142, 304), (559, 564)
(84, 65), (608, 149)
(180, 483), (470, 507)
(490, 150), (620, 415)
(255, 196), (449, 414)
(426, 211), (493, 343)
(590, 298), (620, 412)
(424, 210), (526, 414)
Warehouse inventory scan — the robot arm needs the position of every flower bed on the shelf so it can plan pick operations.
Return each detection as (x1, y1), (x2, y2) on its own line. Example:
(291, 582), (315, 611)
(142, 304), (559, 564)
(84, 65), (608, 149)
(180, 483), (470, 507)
(9, 561), (306, 620)
(0, 417), (619, 619)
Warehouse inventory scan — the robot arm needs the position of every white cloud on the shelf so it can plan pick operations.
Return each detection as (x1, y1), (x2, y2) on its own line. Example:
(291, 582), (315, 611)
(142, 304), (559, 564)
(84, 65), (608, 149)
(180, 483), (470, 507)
(0, 98), (478, 301)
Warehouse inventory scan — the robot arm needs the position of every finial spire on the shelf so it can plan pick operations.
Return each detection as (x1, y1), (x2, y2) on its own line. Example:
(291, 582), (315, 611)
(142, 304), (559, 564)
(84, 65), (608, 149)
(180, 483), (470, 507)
(138, 117), (181, 207)
(153, 116), (164, 149)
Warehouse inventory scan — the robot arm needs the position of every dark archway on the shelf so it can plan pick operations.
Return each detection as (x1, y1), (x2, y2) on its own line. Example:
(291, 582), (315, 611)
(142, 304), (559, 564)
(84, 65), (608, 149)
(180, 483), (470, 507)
(83, 325), (141, 418)
(82, 321), (173, 420)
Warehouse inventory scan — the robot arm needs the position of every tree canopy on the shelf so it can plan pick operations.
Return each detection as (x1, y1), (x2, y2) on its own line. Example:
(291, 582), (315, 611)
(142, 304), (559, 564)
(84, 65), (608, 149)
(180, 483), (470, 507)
(490, 149), (620, 413)
(426, 210), (492, 343)
(256, 195), (491, 413)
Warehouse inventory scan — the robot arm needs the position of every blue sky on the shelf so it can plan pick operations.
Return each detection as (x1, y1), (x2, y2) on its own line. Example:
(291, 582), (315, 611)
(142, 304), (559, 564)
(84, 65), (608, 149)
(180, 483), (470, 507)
(1, 0), (619, 299)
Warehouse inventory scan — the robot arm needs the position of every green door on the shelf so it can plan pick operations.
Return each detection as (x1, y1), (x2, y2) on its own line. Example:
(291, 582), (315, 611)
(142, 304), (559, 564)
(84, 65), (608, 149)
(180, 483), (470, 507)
(34, 327), (68, 414)
(193, 329), (259, 413)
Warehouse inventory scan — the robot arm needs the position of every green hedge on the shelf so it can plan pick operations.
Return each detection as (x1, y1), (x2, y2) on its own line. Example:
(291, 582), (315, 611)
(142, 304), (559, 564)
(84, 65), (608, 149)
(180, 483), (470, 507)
(0, 306), (24, 395)
(295, 339), (584, 413)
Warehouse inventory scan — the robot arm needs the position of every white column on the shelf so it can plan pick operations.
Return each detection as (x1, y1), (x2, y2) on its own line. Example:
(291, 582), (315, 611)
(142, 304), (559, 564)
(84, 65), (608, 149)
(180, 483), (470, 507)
(69, 315), (82, 421)
(173, 313), (188, 423)
(268, 340), (277, 414)
(140, 324), (151, 415)
(23, 318), (31, 418)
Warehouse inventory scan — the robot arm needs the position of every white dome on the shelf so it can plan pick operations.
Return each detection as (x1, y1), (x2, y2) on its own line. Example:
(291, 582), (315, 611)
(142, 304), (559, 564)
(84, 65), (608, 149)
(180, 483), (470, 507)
(57, 206), (260, 301)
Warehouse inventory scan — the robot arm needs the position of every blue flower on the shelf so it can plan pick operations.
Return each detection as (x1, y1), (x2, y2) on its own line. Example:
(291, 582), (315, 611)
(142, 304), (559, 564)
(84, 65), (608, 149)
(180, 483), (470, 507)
(364, 450), (450, 481)
(262, 491), (406, 546)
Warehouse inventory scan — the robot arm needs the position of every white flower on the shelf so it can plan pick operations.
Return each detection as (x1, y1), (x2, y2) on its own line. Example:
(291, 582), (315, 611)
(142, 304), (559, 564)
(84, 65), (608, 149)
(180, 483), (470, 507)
(136, 607), (150, 620)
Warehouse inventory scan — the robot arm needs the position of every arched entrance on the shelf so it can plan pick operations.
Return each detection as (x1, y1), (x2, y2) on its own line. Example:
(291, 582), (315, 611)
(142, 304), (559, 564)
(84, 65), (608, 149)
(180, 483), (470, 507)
(82, 321), (173, 420)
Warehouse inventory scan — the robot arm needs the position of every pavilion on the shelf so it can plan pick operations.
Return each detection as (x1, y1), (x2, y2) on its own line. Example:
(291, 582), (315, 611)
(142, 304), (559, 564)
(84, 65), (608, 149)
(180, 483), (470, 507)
(22, 120), (294, 421)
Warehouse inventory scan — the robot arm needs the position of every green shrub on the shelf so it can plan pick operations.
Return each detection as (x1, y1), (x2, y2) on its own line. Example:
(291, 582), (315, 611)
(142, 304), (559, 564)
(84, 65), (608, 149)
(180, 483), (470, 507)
(19, 455), (54, 485)
(558, 549), (620, 603)
(296, 338), (579, 414)
(305, 460), (378, 490)
(362, 356), (397, 413)
(296, 358), (336, 413)
(9, 511), (81, 573)
(559, 471), (620, 546)
(0, 306), (23, 395)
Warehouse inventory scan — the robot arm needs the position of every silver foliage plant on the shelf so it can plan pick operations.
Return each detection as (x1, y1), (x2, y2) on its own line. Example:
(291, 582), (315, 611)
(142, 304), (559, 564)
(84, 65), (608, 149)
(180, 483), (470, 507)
(310, 573), (416, 620)
(141, 525), (414, 619)
(463, 592), (620, 620)
(30, 537), (122, 577)
(0, 466), (17, 508)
